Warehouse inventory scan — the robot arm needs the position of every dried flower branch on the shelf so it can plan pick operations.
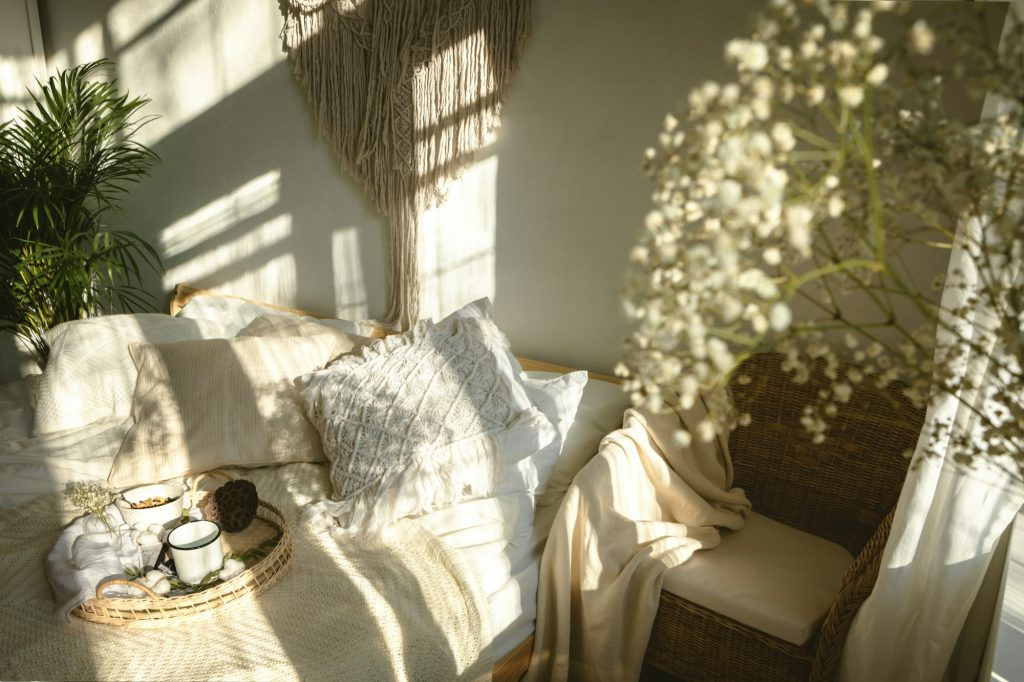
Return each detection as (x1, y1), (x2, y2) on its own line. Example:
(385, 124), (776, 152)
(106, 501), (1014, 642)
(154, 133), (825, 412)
(65, 481), (120, 533)
(620, 0), (1023, 479)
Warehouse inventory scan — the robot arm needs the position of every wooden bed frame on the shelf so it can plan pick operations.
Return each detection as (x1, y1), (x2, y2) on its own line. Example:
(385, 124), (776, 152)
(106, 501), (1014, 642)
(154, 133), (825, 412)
(169, 283), (618, 680)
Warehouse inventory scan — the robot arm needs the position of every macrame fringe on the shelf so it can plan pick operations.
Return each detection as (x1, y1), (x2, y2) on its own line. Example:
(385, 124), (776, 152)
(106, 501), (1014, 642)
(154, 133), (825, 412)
(282, 0), (533, 329)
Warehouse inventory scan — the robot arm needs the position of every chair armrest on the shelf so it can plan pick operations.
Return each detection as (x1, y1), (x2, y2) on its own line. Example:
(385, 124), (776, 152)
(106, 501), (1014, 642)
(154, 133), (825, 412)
(809, 506), (896, 681)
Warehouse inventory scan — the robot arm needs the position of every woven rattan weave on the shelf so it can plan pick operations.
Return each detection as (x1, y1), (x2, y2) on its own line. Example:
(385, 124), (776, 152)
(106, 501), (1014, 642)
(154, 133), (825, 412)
(642, 353), (924, 682)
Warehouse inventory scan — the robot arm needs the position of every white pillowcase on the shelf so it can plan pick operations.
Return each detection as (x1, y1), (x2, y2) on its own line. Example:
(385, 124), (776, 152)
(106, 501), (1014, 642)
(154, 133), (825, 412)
(537, 377), (632, 510)
(34, 314), (229, 435)
(176, 293), (364, 337)
(301, 316), (555, 533)
(495, 370), (588, 496)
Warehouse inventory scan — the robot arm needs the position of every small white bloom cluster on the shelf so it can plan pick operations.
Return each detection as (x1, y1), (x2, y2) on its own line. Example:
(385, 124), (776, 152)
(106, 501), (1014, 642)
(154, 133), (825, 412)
(621, 0), (1024, 473)
(65, 480), (119, 528)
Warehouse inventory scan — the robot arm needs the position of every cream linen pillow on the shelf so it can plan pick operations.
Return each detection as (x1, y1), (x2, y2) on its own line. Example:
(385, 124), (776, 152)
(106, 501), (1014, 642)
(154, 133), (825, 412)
(108, 334), (342, 487)
(176, 293), (369, 336)
(236, 314), (374, 360)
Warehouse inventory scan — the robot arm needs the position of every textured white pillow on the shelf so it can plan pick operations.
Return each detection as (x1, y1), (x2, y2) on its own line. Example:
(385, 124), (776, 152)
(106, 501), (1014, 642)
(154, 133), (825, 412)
(177, 293), (364, 336)
(34, 314), (229, 435)
(300, 317), (555, 532)
(495, 370), (588, 496)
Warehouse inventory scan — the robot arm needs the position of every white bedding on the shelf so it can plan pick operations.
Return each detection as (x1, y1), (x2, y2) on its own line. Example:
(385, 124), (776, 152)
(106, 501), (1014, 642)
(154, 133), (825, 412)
(0, 377), (129, 508)
(0, 368), (630, 661)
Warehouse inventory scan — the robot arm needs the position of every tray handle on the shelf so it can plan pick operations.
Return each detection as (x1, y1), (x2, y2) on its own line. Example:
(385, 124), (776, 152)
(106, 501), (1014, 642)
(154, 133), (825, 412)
(188, 470), (235, 508)
(96, 578), (161, 600)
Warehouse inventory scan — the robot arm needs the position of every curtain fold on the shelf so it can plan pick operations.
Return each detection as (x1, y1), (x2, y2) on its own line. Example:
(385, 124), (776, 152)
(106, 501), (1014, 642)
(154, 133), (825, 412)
(839, 122), (1023, 682)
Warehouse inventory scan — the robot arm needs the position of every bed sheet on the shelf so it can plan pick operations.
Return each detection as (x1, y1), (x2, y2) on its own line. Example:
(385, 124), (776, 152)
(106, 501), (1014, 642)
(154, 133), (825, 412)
(0, 377), (130, 508)
(0, 370), (628, 661)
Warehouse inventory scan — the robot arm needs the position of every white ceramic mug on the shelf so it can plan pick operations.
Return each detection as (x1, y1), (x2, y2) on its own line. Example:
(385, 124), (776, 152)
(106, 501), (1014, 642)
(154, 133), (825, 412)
(168, 520), (224, 585)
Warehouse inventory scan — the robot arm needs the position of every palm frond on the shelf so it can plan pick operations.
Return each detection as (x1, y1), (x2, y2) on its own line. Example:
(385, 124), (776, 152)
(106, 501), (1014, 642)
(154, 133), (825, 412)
(0, 59), (162, 364)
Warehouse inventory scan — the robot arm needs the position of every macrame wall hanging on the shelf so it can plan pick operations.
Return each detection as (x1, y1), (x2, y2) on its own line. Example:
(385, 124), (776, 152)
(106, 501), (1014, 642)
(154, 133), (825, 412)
(282, 0), (533, 329)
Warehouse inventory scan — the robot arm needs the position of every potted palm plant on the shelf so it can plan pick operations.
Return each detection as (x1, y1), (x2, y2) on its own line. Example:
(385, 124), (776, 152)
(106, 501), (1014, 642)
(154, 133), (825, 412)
(0, 59), (162, 366)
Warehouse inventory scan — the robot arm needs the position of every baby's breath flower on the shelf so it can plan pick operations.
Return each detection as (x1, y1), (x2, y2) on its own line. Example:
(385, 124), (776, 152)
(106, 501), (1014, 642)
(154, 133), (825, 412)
(65, 481), (119, 532)
(769, 303), (793, 331)
(838, 85), (865, 108)
(771, 122), (796, 152)
(623, 0), (1024, 478)
(866, 63), (889, 86)
(725, 39), (770, 71)
(909, 20), (935, 55)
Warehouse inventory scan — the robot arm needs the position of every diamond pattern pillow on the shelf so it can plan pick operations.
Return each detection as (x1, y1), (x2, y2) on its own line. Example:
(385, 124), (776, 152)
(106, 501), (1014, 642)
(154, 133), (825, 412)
(299, 317), (554, 532)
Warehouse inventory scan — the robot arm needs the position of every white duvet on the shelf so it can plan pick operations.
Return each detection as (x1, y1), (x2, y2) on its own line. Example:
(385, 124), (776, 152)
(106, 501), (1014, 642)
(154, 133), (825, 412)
(0, 377), (129, 508)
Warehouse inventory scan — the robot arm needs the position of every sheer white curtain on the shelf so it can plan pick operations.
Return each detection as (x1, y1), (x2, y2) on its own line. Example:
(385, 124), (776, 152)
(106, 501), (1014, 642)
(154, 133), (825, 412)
(838, 14), (1023, 674)
(838, 225), (1022, 681)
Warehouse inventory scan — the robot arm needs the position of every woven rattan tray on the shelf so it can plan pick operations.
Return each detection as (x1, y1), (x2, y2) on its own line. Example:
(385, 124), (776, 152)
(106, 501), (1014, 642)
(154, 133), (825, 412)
(72, 498), (292, 626)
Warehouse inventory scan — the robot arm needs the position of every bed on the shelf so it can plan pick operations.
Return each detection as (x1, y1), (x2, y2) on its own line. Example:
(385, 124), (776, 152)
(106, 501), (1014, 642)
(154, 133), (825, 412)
(0, 284), (629, 681)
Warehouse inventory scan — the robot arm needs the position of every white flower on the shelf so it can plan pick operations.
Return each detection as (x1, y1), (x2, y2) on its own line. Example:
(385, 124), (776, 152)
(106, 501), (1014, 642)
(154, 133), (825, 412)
(747, 132), (773, 158)
(752, 99), (771, 121)
(135, 570), (171, 596)
(624, 0), (1024, 478)
(718, 179), (743, 208)
(219, 557), (246, 582)
(696, 419), (718, 443)
(806, 85), (825, 106)
(707, 337), (733, 371)
(645, 211), (664, 231)
(771, 122), (796, 152)
(839, 85), (865, 108)
(725, 39), (770, 71)
(828, 195), (846, 217)
(769, 303), (792, 331)
(866, 63), (889, 86)
(909, 20), (935, 55)
(833, 383), (853, 403)
(777, 46), (794, 70)
(853, 10), (873, 40)
(785, 204), (814, 256)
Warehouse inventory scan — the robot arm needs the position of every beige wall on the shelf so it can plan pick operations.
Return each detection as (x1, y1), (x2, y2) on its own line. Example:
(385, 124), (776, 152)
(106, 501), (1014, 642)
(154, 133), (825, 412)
(15, 0), (996, 380)
(30, 0), (767, 375)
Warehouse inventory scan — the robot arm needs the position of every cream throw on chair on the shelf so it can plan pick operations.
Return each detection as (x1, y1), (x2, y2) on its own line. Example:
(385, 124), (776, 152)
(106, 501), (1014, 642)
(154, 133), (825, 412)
(528, 403), (751, 682)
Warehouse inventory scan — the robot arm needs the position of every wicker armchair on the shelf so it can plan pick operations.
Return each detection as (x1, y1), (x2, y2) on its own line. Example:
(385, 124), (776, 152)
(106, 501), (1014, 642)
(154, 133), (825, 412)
(642, 353), (925, 682)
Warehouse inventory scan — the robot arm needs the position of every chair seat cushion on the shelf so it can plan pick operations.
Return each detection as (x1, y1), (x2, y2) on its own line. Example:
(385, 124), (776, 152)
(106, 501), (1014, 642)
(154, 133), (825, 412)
(661, 511), (854, 646)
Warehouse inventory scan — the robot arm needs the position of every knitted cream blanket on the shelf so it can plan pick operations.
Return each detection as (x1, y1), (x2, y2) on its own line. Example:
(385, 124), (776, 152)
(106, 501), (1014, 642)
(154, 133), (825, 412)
(0, 463), (492, 681)
(527, 406), (751, 682)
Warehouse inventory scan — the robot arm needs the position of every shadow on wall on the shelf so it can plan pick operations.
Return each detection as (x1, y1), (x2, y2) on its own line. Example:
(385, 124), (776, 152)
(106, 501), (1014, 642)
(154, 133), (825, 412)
(34, 0), (507, 329)
(36, 0), (388, 322)
(127, 59), (386, 322)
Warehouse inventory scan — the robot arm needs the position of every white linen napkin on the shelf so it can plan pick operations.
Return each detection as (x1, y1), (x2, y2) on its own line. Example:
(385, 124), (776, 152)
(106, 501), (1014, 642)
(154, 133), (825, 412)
(45, 505), (142, 619)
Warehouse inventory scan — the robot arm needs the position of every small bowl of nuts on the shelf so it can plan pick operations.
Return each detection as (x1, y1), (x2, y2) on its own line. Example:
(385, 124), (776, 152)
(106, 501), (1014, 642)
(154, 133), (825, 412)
(115, 483), (186, 531)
